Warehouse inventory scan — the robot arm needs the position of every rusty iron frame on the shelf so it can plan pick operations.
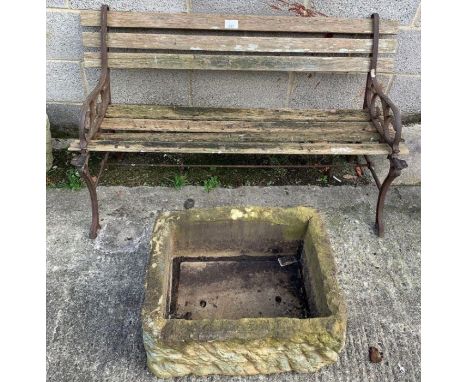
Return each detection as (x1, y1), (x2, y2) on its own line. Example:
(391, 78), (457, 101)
(106, 162), (372, 170)
(73, 7), (407, 239)
(363, 13), (408, 237)
(363, 155), (381, 189)
(71, 4), (111, 238)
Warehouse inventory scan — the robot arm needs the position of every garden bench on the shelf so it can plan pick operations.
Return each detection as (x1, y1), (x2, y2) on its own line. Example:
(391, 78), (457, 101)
(69, 5), (408, 239)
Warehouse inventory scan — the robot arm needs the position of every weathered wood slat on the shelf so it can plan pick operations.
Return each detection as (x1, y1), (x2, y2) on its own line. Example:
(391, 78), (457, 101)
(80, 11), (399, 34)
(101, 119), (374, 133)
(83, 32), (398, 54)
(105, 105), (371, 122)
(84, 52), (394, 72)
(69, 139), (408, 155)
(98, 130), (381, 143)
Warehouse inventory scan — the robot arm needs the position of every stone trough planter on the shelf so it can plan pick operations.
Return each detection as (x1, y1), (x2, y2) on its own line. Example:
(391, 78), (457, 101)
(142, 206), (346, 378)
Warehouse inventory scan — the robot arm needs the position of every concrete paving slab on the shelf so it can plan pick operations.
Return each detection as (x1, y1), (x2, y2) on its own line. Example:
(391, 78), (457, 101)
(47, 185), (420, 381)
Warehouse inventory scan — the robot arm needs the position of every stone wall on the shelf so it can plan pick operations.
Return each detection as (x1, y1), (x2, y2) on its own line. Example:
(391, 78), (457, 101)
(46, 0), (421, 136)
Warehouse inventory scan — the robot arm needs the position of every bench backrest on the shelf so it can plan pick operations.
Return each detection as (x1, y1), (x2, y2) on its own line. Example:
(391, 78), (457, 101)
(80, 9), (398, 73)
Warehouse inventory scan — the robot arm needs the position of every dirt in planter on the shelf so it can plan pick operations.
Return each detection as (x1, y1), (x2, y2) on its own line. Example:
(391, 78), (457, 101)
(46, 150), (372, 189)
(170, 255), (313, 320)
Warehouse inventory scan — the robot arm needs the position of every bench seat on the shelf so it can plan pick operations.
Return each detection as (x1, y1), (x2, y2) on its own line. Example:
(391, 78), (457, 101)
(69, 104), (408, 155)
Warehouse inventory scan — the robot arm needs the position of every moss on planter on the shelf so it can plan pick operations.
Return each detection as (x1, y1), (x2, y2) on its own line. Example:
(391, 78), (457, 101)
(142, 207), (346, 378)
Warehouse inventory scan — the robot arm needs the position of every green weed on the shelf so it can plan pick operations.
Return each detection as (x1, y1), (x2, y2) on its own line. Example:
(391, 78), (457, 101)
(170, 173), (188, 190)
(165, 174), (188, 190)
(318, 174), (328, 186)
(203, 176), (220, 192)
(65, 169), (82, 190)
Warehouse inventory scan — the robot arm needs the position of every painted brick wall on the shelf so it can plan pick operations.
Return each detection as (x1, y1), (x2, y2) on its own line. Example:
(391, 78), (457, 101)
(46, 0), (421, 135)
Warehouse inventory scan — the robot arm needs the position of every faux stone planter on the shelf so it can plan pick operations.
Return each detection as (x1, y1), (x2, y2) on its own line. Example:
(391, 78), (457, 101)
(142, 207), (346, 378)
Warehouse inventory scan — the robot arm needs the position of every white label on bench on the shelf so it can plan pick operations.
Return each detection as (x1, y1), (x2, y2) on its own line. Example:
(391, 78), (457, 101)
(225, 20), (239, 29)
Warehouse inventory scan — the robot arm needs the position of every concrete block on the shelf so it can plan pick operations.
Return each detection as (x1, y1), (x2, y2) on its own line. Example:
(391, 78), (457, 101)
(46, 116), (53, 172)
(369, 124), (420, 185)
(47, 11), (83, 60)
(46, 103), (81, 137)
(191, 70), (289, 108)
(312, 0), (420, 25)
(86, 69), (190, 105)
(389, 75), (421, 113)
(289, 73), (390, 110)
(47, 0), (67, 7)
(395, 30), (421, 74)
(192, 0), (293, 15)
(47, 62), (85, 103)
(401, 112), (421, 125)
(413, 4), (421, 27)
(69, 0), (186, 12)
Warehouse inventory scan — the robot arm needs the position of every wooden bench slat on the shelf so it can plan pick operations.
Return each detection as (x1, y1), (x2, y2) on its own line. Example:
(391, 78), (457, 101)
(69, 139), (407, 155)
(83, 32), (398, 54)
(101, 119), (374, 133)
(105, 105), (371, 122)
(98, 130), (381, 143)
(84, 52), (394, 73)
(80, 11), (399, 34)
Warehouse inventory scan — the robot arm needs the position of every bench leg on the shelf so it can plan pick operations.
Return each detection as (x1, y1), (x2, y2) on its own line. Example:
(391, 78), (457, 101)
(375, 156), (408, 237)
(80, 165), (101, 239)
(72, 153), (101, 239)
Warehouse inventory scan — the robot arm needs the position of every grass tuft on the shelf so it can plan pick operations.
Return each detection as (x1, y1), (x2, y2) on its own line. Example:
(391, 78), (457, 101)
(203, 176), (220, 192)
